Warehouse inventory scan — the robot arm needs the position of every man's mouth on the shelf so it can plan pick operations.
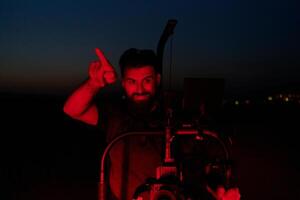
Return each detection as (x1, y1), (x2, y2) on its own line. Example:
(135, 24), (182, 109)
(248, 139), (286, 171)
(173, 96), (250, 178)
(133, 94), (150, 101)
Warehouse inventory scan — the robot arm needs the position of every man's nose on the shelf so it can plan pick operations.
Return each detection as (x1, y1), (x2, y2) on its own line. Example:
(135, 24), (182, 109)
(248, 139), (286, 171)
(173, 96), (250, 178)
(136, 83), (145, 93)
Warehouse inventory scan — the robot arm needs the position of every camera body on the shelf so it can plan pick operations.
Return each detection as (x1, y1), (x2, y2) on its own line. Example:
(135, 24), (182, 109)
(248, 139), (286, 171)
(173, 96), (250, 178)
(150, 165), (183, 200)
(132, 120), (232, 200)
(133, 164), (184, 200)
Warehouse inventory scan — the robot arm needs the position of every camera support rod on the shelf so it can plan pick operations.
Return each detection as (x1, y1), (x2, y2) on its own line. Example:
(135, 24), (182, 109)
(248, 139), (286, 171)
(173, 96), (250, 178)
(98, 131), (164, 200)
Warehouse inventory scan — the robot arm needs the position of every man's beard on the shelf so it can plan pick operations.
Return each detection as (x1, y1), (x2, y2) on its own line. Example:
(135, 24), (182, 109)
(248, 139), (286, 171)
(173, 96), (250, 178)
(127, 93), (156, 116)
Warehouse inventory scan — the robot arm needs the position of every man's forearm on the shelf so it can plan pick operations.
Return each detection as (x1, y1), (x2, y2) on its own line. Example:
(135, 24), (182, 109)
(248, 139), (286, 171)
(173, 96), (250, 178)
(63, 79), (102, 117)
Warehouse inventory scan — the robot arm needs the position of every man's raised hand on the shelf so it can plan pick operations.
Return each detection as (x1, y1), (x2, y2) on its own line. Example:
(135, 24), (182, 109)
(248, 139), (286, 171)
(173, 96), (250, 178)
(88, 48), (117, 88)
(215, 187), (241, 200)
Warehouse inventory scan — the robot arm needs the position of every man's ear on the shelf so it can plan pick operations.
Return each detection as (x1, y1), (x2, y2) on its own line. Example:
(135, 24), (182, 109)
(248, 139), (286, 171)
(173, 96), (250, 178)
(156, 73), (161, 85)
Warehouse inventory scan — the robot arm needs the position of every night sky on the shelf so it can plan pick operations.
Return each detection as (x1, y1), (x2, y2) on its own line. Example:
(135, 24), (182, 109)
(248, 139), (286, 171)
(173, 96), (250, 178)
(1, 0), (299, 96)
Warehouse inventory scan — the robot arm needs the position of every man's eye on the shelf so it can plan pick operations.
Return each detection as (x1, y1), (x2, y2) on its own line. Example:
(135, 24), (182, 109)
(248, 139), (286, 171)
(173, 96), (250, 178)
(144, 78), (153, 83)
(127, 80), (135, 84)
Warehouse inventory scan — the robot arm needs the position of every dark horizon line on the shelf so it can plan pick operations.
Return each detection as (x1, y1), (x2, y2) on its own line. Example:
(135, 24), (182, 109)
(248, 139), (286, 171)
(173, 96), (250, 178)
(1, 84), (299, 100)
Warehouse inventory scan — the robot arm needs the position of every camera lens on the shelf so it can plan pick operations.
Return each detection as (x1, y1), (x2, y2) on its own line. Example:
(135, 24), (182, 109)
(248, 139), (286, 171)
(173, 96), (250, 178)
(153, 190), (177, 200)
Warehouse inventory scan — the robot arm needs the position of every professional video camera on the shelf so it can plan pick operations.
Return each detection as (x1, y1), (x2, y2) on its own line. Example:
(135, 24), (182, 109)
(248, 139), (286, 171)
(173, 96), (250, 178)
(129, 106), (233, 200)
(99, 113), (233, 200)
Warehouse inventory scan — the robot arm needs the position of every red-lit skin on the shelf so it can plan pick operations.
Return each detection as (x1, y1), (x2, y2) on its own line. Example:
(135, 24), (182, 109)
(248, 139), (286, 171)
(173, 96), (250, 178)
(90, 48), (117, 87)
(122, 66), (161, 104)
(215, 186), (240, 200)
(207, 185), (241, 200)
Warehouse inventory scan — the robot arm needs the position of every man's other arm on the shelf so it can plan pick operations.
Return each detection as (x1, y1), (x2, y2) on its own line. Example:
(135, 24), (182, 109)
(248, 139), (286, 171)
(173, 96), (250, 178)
(63, 79), (101, 125)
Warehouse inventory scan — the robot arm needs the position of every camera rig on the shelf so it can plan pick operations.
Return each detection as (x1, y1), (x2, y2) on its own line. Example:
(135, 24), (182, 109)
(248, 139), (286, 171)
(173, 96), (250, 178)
(98, 107), (233, 200)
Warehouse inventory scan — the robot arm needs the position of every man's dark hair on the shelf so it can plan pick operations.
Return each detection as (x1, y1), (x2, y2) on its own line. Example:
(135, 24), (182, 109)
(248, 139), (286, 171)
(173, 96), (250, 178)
(119, 48), (159, 76)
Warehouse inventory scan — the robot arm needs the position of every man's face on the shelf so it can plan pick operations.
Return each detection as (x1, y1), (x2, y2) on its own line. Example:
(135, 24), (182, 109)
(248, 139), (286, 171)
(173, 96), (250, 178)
(122, 65), (161, 104)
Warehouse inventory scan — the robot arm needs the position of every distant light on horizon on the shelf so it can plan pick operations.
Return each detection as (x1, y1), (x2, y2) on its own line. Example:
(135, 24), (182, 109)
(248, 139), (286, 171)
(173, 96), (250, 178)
(268, 96), (273, 101)
(235, 100), (239, 105)
(284, 97), (289, 102)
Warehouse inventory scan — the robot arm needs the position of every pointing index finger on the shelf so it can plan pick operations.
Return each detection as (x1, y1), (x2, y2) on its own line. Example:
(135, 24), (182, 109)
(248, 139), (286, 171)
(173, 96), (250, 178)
(95, 48), (110, 66)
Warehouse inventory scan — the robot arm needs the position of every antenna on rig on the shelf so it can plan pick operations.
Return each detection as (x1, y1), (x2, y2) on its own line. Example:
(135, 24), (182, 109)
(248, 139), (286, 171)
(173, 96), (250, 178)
(156, 19), (178, 118)
(156, 19), (178, 91)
